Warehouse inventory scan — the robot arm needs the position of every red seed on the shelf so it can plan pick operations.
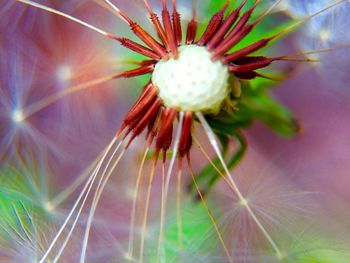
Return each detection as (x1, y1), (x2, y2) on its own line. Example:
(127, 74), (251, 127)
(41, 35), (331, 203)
(130, 22), (169, 60)
(110, 36), (160, 60)
(212, 23), (255, 60)
(156, 108), (177, 153)
(162, 7), (178, 58)
(206, 0), (248, 50)
(233, 71), (259, 80)
(222, 37), (273, 64)
(123, 86), (159, 126)
(127, 98), (162, 147)
(114, 63), (155, 79)
(197, 2), (228, 46)
(228, 56), (275, 72)
(179, 112), (193, 157)
(172, 7), (182, 45)
(149, 12), (171, 51)
(186, 19), (198, 44)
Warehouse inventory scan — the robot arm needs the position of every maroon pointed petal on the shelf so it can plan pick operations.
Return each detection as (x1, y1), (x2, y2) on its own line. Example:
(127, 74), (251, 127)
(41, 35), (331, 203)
(222, 37), (273, 64)
(217, 2), (256, 46)
(228, 56), (276, 72)
(127, 98), (162, 148)
(147, 106), (164, 144)
(179, 111), (193, 157)
(129, 83), (153, 112)
(177, 156), (184, 174)
(233, 71), (259, 80)
(131, 98), (162, 138)
(139, 60), (158, 66)
(123, 86), (159, 127)
(213, 0), (260, 57)
(156, 108), (177, 153)
(186, 19), (198, 44)
(212, 23), (255, 60)
(109, 36), (161, 60)
(162, 8), (178, 58)
(130, 22), (169, 59)
(149, 13), (171, 51)
(115, 64), (155, 79)
(207, 0), (248, 50)
(234, 56), (268, 64)
(116, 83), (153, 137)
(197, 2), (229, 46)
(172, 7), (182, 45)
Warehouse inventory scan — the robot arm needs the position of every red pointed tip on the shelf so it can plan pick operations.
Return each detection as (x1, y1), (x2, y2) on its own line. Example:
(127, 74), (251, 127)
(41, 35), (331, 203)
(106, 33), (121, 41)
(178, 156), (184, 171)
(115, 123), (126, 138)
(153, 149), (160, 163)
(186, 152), (191, 164)
(162, 149), (168, 164)
(239, 0), (249, 9)
(162, 9), (178, 58)
(130, 22), (169, 60)
(125, 135), (135, 149)
(143, 0), (153, 14)
(162, 0), (167, 9)
(222, 1), (230, 12)
(119, 10), (134, 25)
(172, 0), (177, 10)
(198, 3), (227, 46)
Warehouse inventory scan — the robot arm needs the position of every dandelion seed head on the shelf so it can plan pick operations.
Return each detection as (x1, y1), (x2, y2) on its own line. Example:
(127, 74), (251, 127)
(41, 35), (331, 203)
(239, 197), (249, 207)
(153, 45), (229, 113)
(280, 0), (350, 84)
(56, 64), (73, 84)
(125, 186), (138, 200)
(281, 1), (350, 47)
(0, 159), (83, 262)
(11, 108), (25, 123)
(43, 201), (54, 212)
(319, 28), (330, 43)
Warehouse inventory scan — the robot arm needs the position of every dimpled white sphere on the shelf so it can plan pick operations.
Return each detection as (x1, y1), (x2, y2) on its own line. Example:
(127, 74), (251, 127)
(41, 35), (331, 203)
(152, 45), (229, 112)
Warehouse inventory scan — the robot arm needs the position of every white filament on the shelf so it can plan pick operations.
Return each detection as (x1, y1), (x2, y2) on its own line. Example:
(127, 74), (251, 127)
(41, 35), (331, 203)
(16, 0), (110, 36)
(196, 112), (284, 260)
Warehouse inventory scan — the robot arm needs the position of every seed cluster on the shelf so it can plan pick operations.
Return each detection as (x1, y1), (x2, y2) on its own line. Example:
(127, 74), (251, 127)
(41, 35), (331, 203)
(152, 45), (229, 113)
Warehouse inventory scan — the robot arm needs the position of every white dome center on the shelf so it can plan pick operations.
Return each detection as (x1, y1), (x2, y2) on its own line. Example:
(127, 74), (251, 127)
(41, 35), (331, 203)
(152, 45), (229, 113)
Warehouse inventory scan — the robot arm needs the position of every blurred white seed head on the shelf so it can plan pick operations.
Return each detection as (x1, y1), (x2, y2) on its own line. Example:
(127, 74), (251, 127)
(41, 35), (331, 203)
(11, 108), (25, 123)
(280, 0), (350, 85)
(56, 64), (73, 84)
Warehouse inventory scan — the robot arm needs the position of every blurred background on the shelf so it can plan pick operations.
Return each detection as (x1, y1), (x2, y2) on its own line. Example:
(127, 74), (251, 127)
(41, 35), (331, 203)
(0, 0), (350, 262)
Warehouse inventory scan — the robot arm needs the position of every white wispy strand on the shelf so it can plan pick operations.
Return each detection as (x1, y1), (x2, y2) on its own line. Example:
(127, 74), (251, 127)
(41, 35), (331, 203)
(103, 0), (122, 13)
(16, 0), (110, 36)
(158, 112), (184, 260)
(164, 112), (184, 204)
(102, 0), (130, 23)
(127, 146), (150, 259)
(53, 139), (125, 263)
(79, 141), (128, 263)
(196, 112), (284, 260)
(39, 137), (118, 263)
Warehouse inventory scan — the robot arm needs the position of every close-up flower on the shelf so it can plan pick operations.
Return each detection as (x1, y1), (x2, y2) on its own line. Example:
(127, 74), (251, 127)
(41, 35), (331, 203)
(1, 0), (350, 262)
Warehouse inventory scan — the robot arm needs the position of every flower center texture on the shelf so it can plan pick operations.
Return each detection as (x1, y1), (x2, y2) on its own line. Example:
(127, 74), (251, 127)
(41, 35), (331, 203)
(152, 45), (229, 113)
